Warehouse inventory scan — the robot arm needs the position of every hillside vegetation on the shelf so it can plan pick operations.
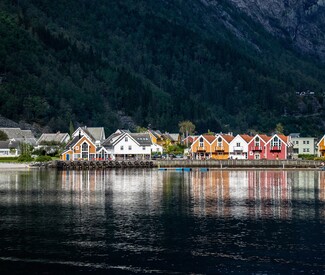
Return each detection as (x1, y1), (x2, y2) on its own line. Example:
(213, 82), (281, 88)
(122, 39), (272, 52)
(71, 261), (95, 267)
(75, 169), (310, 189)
(0, 0), (325, 135)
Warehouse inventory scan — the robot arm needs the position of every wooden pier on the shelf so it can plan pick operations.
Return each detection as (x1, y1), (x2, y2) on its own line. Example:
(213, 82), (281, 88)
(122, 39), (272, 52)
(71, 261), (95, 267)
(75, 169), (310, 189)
(38, 159), (324, 170)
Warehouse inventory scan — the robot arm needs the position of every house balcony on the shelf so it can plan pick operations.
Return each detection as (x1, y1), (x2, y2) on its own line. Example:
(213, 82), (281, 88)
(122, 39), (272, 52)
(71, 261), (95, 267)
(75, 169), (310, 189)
(270, 146), (282, 152)
(197, 146), (206, 152)
(233, 146), (243, 152)
(319, 147), (325, 152)
(251, 146), (262, 151)
(215, 146), (224, 152)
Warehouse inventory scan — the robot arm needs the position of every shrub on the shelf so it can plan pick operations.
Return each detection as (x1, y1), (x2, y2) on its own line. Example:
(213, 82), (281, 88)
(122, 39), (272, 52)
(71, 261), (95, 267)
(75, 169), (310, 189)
(17, 154), (34, 162)
(35, 155), (52, 162)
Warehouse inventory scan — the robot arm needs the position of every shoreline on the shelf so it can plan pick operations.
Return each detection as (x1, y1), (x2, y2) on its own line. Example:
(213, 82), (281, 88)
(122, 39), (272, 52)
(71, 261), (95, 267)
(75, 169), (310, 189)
(0, 162), (31, 170)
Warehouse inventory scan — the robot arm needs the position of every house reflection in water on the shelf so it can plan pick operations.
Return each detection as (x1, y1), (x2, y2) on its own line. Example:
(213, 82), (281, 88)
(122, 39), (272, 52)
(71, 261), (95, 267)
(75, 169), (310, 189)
(191, 170), (231, 217)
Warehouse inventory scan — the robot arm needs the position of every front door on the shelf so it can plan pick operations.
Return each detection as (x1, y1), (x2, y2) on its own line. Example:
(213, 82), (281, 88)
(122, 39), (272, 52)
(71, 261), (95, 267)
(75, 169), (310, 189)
(66, 154), (70, 161)
(254, 153), (260, 160)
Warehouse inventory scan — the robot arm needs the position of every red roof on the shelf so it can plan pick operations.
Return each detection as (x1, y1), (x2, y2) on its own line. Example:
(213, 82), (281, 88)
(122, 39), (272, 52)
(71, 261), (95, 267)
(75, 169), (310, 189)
(259, 134), (271, 143)
(240, 134), (253, 143)
(203, 135), (216, 143)
(220, 134), (234, 143)
(278, 134), (288, 144)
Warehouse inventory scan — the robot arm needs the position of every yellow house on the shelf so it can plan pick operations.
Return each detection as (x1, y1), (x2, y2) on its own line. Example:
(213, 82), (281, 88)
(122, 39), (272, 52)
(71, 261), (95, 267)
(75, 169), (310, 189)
(61, 135), (97, 161)
(191, 135), (216, 159)
(317, 135), (325, 157)
(148, 130), (165, 146)
(211, 134), (234, 160)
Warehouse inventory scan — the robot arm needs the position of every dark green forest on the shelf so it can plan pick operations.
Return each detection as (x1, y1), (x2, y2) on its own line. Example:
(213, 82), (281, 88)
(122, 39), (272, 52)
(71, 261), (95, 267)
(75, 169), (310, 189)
(0, 0), (325, 135)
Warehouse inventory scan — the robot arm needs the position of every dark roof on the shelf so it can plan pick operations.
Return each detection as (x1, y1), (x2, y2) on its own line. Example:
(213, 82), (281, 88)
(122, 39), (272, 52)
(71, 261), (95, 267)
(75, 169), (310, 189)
(0, 140), (19, 149)
(102, 133), (121, 147)
(130, 133), (152, 146)
(65, 136), (80, 150)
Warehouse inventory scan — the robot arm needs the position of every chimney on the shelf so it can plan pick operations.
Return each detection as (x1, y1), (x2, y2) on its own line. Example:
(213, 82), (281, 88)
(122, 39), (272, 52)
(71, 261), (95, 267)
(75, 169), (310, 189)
(79, 130), (81, 139)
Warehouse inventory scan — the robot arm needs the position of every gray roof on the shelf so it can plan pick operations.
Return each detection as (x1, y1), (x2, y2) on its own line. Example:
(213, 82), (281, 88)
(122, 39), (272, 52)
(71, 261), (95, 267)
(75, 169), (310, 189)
(65, 136), (80, 150)
(164, 133), (179, 142)
(102, 133), (121, 147)
(289, 133), (300, 138)
(130, 133), (152, 146)
(37, 133), (69, 145)
(81, 127), (105, 142)
(0, 128), (36, 145)
(0, 140), (20, 149)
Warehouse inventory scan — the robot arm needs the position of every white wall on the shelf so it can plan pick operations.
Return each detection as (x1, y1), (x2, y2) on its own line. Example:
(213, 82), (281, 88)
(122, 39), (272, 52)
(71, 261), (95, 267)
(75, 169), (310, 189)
(229, 135), (249, 159)
(114, 136), (151, 156)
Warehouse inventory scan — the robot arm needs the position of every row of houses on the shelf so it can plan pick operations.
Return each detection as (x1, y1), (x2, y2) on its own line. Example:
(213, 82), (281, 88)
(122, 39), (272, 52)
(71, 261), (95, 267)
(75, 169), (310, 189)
(2, 126), (325, 161)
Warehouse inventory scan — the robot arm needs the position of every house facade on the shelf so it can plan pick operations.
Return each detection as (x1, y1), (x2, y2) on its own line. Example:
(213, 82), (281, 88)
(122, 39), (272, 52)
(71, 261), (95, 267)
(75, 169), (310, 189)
(317, 135), (325, 157)
(229, 134), (252, 159)
(0, 128), (37, 146)
(290, 133), (317, 158)
(211, 134), (234, 159)
(265, 134), (291, 160)
(191, 135), (216, 159)
(0, 141), (19, 156)
(247, 134), (270, 160)
(102, 132), (153, 160)
(61, 135), (97, 161)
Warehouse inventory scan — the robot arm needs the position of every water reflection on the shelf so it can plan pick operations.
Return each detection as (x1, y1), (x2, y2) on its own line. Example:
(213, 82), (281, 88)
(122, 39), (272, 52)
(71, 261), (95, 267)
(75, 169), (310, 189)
(0, 169), (324, 220)
(0, 169), (324, 273)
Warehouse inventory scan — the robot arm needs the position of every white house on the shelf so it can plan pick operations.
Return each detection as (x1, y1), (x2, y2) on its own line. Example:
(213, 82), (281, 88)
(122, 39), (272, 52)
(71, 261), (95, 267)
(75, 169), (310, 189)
(151, 143), (163, 154)
(229, 134), (253, 159)
(102, 132), (153, 160)
(0, 140), (19, 156)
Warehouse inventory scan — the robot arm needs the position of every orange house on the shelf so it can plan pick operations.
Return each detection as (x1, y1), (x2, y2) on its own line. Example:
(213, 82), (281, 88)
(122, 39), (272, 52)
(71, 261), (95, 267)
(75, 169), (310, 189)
(61, 135), (97, 161)
(317, 135), (325, 157)
(191, 135), (216, 159)
(211, 134), (234, 159)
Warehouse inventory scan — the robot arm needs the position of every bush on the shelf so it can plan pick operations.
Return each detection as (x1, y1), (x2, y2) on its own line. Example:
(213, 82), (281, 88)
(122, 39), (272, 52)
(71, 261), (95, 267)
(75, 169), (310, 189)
(298, 154), (316, 160)
(35, 155), (52, 162)
(17, 154), (34, 162)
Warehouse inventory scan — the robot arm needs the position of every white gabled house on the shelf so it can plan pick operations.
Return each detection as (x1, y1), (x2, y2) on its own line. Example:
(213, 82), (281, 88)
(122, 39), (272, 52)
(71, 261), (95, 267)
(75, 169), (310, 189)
(102, 132), (153, 160)
(229, 134), (253, 159)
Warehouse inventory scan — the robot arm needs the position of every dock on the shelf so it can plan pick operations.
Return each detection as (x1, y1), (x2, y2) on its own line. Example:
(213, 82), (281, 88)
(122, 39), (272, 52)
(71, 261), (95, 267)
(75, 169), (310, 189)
(35, 159), (325, 170)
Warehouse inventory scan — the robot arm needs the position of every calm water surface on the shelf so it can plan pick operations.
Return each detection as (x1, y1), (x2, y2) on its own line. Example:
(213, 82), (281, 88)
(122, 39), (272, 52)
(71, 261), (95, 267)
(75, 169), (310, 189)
(0, 169), (324, 274)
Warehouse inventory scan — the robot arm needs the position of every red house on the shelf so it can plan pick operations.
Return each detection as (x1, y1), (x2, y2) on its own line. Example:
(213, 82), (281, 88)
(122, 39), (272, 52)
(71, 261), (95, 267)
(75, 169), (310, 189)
(247, 134), (271, 160)
(265, 134), (291, 160)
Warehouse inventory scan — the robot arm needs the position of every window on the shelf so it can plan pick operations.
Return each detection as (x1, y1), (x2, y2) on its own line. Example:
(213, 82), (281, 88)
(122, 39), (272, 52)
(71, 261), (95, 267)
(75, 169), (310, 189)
(236, 142), (240, 147)
(217, 137), (222, 147)
(295, 141), (299, 145)
(303, 141), (306, 144)
(306, 141), (309, 144)
(128, 145), (132, 150)
(125, 136), (128, 142)
(81, 142), (89, 159)
(120, 145), (124, 150)
(254, 137), (260, 147)
(199, 137), (204, 148)
(142, 147), (145, 150)
(306, 148), (310, 152)
(271, 136), (280, 147)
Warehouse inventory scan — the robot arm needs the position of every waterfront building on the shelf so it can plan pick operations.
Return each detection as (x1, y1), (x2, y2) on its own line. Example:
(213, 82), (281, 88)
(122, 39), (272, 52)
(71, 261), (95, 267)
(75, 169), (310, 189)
(228, 134), (253, 159)
(289, 133), (317, 158)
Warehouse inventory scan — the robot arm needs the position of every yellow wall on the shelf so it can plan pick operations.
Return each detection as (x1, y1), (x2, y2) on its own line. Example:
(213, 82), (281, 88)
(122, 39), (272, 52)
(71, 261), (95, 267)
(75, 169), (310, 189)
(319, 137), (325, 156)
(210, 138), (230, 160)
(191, 137), (212, 153)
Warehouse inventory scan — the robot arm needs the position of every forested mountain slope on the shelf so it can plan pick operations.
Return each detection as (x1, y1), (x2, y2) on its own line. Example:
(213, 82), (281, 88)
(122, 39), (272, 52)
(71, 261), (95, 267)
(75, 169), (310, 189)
(0, 0), (324, 135)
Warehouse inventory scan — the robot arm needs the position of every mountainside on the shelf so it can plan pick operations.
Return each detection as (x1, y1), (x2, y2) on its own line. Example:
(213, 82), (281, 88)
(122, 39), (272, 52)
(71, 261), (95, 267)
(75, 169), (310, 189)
(227, 0), (325, 60)
(0, 0), (325, 136)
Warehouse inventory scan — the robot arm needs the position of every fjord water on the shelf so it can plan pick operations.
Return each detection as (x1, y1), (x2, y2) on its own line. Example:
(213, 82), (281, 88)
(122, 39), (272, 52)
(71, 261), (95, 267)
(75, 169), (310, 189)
(0, 169), (324, 274)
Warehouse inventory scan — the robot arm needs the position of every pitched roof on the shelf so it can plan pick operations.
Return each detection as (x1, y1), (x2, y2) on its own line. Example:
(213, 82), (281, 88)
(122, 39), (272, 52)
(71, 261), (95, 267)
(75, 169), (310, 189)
(203, 135), (216, 143)
(277, 134), (288, 144)
(37, 133), (69, 144)
(220, 134), (234, 143)
(259, 134), (271, 143)
(0, 140), (19, 149)
(81, 127), (105, 142)
(240, 134), (253, 143)
(129, 133), (152, 146)
(0, 128), (35, 139)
